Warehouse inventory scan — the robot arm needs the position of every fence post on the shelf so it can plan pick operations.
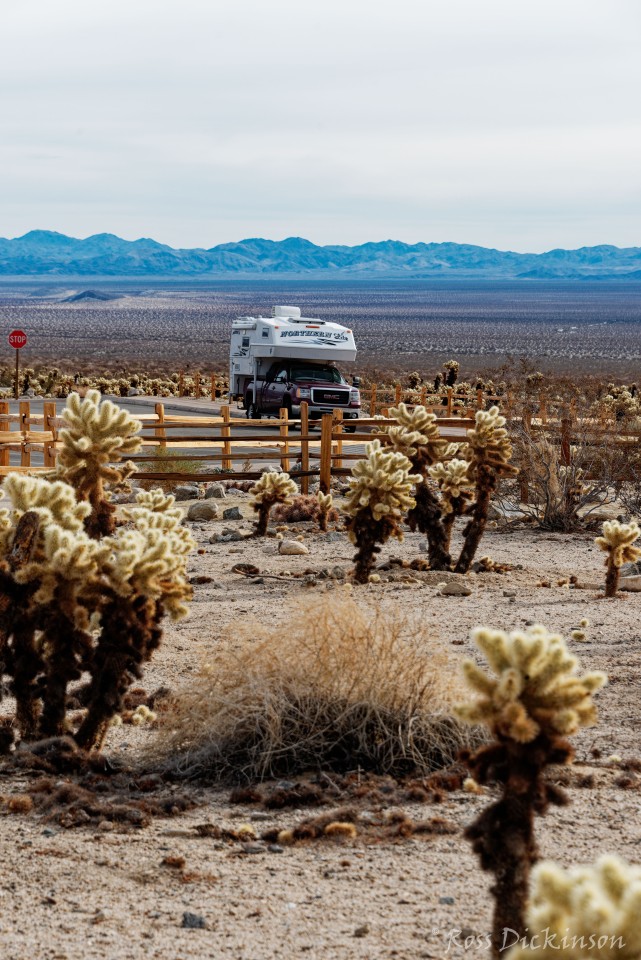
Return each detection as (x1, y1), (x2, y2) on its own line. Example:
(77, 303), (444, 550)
(43, 400), (57, 467)
(369, 384), (377, 417)
(300, 401), (310, 495)
(447, 388), (453, 416)
(154, 402), (166, 448)
(395, 383), (401, 406)
(179, 370), (185, 397)
(420, 385), (427, 407)
(279, 407), (290, 473)
(0, 401), (9, 466)
(476, 387), (484, 411)
(519, 408), (532, 503)
(20, 401), (31, 467)
(210, 375), (216, 402)
(221, 404), (232, 471)
(333, 408), (343, 473)
(320, 414), (333, 493)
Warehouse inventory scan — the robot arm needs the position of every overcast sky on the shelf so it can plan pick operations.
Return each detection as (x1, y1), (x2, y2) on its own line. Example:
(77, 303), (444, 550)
(1, 0), (640, 252)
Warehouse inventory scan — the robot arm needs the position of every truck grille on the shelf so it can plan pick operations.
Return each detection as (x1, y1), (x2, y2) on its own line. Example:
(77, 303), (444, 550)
(311, 388), (350, 406)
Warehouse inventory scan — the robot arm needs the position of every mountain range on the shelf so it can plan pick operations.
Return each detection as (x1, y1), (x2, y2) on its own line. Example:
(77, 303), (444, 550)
(1, 231), (640, 280)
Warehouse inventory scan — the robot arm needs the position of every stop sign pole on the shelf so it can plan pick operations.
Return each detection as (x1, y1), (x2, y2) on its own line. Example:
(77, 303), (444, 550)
(8, 330), (28, 400)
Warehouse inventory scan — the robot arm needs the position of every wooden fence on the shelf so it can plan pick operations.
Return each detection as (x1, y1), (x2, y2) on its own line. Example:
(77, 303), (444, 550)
(0, 400), (474, 494)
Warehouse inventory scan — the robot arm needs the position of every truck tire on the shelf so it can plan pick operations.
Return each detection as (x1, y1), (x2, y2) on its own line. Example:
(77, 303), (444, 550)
(246, 397), (261, 420)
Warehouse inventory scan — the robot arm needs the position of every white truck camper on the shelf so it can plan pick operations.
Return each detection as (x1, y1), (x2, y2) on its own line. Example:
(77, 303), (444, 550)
(229, 306), (361, 423)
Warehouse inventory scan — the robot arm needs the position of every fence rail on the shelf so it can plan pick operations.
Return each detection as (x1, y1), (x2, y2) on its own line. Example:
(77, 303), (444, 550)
(1, 397), (637, 500)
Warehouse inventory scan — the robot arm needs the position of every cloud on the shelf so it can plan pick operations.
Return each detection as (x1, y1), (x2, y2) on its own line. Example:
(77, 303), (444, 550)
(0, 0), (639, 249)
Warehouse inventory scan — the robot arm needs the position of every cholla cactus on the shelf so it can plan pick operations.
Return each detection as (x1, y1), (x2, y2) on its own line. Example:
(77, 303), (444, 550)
(456, 625), (606, 956)
(506, 856), (641, 958)
(595, 519), (641, 598)
(380, 403), (456, 569)
(317, 491), (334, 533)
(251, 471), (298, 536)
(428, 458), (473, 550)
(344, 439), (419, 583)
(443, 359), (460, 387)
(53, 389), (142, 537)
(0, 423), (194, 752)
(455, 407), (518, 573)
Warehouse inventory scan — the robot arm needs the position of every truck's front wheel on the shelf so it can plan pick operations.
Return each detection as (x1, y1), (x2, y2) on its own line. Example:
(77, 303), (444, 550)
(246, 397), (261, 420)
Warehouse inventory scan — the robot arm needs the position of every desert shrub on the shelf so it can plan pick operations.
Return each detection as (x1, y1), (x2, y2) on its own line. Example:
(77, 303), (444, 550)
(150, 598), (474, 782)
(499, 420), (631, 531)
(136, 445), (206, 492)
(271, 493), (340, 527)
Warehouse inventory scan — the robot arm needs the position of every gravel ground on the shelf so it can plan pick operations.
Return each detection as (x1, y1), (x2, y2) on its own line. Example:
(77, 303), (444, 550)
(1, 494), (640, 960)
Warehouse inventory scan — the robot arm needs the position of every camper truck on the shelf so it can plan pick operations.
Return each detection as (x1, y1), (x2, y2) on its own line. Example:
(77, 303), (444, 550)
(229, 306), (361, 424)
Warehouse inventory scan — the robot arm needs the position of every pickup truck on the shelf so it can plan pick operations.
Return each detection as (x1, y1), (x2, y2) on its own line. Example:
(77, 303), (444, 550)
(244, 359), (361, 426)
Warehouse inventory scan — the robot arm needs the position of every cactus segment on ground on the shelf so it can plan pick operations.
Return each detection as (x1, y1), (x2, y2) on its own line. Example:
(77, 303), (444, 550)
(595, 519), (641, 598)
(251, 471), (298, 536)
(344, 439), (419, 583)
(456, 625), (606, 958)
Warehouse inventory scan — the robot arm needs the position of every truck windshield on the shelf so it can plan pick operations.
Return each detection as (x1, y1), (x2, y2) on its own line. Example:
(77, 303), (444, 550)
(291, 366), (345, 384)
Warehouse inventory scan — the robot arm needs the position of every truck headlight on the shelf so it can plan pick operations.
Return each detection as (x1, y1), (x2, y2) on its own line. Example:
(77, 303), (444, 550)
(350, 388), (360, 403)
(298, 387), (311, 399)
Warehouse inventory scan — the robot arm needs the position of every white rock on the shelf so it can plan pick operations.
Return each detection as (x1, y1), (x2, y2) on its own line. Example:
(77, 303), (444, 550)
(187, 501), (219, 521)
(278, 539), (309, 556)
(205, 483), (226, 499)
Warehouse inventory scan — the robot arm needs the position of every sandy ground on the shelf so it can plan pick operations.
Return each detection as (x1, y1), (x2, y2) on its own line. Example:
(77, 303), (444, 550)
(1, 493), (641, 960)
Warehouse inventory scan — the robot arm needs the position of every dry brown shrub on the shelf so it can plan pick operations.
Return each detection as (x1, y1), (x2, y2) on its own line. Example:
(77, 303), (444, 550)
(150, 597), (473, 783)
(271, 494), (340, 525)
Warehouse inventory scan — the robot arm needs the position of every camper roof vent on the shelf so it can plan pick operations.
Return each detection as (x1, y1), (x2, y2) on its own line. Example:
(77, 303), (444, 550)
(272, 305), (301, 319)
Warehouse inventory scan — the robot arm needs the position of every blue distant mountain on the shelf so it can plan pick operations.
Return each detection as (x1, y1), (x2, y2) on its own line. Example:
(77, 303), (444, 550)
(0, 231), (640, 279)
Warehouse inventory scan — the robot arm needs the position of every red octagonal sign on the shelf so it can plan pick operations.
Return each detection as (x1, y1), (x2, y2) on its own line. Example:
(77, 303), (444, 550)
(8, 329), (27, 349)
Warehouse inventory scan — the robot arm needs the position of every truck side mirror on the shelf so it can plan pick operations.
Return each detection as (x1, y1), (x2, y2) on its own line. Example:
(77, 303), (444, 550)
(352, 376), (361, 387)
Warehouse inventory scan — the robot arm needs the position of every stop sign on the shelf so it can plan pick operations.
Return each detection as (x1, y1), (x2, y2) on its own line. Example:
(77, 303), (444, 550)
(8, 329), (27, 349)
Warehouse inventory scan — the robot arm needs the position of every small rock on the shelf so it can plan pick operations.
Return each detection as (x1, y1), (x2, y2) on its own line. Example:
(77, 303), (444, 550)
(91, 910), (107, 925)
(418, 541), (429, 554)
(174, 485), (202, 502)
(321, 531), (344, 543)
(241, 843), (265, 855)
(620, 575), (641, 592)
(278, 540), (310, 556)
(503, 589), (517, 598)
(440, 582), (472, 597)
(353, 924), (370, 938)
(42, 828), (56, 837)
(249, 812), (272, 821)
(331, 565), (346, 579)
(439, 896), (455, 905)
(181, 912), (207, 929)
(223, 506), (243, 521)
(249, 577), (265, 584)
(97, 820), (114, 833)
(205, 483), (226, 499)
(187, 502), (219, 521)
(268, 844), (285, 854)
